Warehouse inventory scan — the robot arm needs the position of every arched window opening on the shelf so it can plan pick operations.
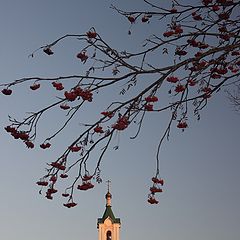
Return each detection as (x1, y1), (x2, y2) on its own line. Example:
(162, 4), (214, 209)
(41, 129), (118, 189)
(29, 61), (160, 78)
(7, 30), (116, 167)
(106, 231), (112, 240)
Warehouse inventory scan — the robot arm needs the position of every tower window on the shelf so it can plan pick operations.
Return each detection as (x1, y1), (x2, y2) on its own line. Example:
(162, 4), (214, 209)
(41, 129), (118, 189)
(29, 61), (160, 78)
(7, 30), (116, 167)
(106, 231), (112, 240)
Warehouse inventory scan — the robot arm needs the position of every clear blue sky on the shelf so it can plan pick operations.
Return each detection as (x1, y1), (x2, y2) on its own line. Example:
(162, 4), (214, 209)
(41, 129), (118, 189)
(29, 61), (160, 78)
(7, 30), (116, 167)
(0, 1), (239, 240)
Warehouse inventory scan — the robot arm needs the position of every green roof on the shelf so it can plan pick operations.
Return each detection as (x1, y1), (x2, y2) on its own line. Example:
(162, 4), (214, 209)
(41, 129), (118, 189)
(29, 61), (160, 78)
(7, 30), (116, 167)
(97, 206), (121, 224)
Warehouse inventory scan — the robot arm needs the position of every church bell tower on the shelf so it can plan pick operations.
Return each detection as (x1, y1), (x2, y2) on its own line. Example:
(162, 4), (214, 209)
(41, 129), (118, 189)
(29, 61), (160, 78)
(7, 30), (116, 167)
(97, 182), (121, 240)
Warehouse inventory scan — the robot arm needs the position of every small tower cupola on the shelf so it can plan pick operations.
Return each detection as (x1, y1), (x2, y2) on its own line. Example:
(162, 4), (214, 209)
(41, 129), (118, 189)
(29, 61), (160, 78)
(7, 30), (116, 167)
(105, 180), (112, 207)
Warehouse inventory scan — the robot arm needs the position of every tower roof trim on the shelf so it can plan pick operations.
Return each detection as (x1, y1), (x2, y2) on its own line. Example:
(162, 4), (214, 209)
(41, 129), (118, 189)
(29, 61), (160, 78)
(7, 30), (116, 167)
(97, 206), (121, 224)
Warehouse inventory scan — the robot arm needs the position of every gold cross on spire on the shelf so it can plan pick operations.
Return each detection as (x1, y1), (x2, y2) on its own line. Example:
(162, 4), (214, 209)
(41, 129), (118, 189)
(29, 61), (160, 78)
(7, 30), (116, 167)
(106, 180), (111, 192)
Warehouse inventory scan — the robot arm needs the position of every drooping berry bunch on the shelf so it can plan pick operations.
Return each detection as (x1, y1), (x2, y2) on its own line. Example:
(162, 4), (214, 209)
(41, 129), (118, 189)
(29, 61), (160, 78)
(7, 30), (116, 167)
(148, 177), (164, 204)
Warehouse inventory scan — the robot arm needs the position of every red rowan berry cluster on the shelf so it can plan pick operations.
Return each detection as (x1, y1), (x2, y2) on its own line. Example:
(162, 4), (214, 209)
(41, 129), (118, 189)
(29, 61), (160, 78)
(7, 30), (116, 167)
(77, 175), (94, 191)
(144, 95), (158, 111)
(148, 177), (164, 204)
(112, 116), (129, 131)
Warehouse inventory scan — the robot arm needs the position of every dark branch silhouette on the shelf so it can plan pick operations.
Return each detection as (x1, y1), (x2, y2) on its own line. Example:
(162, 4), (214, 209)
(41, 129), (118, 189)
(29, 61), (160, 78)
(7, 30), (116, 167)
(1, 0), (240, 207)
